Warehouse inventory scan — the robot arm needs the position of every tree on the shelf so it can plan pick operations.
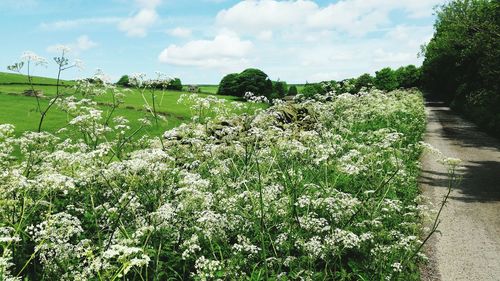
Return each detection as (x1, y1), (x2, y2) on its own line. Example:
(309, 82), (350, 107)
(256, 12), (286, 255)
(300, 83), (325, 98)
(421, 0), (500, 135)
(374, 67), (399, 91)
(237, 68), (273, 98)
(288, 85), (298, 96)
(167, 78), (183, 91)
(217, 73), (239, 96)
(353, 73), (374, 93)
(395, 65), (421, 89)
(273, 80), (288, 98)
(116, 75), (130, 87)
(217, 69), (274, 98)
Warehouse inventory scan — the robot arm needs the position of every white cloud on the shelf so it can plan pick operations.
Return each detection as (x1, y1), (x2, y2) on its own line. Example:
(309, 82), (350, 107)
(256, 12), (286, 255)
(47, 35), (98, 54)
(216, 0), (318, 35)
(216, 0), (445, 38)
(158, 34), (253, 69)
(118, 9), (158, 37)
(257, 30), (273, 40)
(167, 27), (192, 38)
(118, 0), (162, 37)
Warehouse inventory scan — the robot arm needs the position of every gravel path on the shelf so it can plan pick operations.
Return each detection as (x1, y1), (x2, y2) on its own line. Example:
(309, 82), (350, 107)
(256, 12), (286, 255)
(420, 101), (500, 281)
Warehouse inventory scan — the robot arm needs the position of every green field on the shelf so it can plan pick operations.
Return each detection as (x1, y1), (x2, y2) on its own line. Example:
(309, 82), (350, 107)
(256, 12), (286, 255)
(0, 72), (258, 136)
(0, 71), (75, 86)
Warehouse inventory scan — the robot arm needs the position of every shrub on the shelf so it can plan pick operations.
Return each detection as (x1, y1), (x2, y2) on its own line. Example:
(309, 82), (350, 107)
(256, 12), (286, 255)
(288, 85), (298, 96)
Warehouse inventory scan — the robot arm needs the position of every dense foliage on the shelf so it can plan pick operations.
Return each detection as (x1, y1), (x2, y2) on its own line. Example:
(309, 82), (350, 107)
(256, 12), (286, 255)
(116, 75), (130, 87)
(0, 87), (433, 280)
(297, 65), (421, 97)
(217, 69), (274, 99)
(288, 85), (298, 96)
(421, 0), (500, 135)
(272, 80), (288, 99)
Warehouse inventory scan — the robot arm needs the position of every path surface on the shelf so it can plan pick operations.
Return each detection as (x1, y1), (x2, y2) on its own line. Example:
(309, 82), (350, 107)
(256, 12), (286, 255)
(420, 101), (500, 281)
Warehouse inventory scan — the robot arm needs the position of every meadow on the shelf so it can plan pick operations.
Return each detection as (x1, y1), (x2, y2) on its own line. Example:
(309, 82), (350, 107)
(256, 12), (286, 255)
(0, 67), (445, 279)
(0, 72), (251, 137)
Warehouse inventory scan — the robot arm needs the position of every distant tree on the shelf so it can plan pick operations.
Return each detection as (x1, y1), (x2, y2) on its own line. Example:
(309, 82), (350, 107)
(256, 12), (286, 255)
(217, 68), (274, 98)
(300, 83), (325, 98)
(273, 80), (288, 98)
(395, 65), (421, 88)
(353, 73), (374, 93)
(374, 67), (399, 91)
(167, 78), (183, 91)
(237, 68), (273, 98)
(116, 75), (130, 87)
(217, 73), (239, 96)
(288, 85), (298, 96)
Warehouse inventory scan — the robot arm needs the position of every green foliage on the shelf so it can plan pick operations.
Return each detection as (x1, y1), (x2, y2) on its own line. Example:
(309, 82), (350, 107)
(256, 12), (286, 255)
(374, 67), (399, 91)
(217, 73), (239, 96)
(273, 80), (288, 98)
(300, 82), (325, 98)
(167, 78), (183, 91)
(395, 65), (421, 89)
(217, 69), (274, 98)
(116, 75), (130, 87)
(421, 0), (500, 135)
(288, 85), (298, 96)
(238, 68), (273, 98)
(353, 73), (374, 93)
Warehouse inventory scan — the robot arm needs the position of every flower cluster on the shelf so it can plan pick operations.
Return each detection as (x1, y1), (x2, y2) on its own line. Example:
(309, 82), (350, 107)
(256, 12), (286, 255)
(0, 88), (432, 280)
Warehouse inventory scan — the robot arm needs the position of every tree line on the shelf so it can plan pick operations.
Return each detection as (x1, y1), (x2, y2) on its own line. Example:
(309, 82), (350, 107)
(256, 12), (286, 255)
(421, 0), (499, 136)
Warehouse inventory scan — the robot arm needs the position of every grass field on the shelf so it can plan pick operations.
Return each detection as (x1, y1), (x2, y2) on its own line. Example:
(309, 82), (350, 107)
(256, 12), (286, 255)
(0, 71), (75, 86)
(0, 72), (258, 136)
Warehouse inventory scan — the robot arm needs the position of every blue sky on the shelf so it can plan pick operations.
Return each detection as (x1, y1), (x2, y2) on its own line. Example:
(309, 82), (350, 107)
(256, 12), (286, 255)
(0, 0), (446, 84)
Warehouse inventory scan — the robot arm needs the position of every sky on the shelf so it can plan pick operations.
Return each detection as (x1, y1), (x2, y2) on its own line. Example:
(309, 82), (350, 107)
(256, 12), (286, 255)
(0, 0), (447, 84)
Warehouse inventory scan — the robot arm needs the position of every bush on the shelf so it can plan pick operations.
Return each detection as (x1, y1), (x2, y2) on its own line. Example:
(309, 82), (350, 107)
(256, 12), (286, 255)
(288, 85), (298, 96)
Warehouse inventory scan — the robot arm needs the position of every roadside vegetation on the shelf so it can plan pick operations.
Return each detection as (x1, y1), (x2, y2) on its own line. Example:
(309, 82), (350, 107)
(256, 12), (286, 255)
(0, 81), (434, 279)
(421, 0), (500, 136)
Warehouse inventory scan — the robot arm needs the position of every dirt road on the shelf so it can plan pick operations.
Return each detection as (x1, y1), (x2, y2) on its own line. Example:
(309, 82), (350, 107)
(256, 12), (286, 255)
(420, 101), (500, 281)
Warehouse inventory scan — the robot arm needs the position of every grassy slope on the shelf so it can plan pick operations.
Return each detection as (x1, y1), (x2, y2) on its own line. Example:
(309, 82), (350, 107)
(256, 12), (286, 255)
(0, 73), (255, 136)
(0, 71), (75, 86)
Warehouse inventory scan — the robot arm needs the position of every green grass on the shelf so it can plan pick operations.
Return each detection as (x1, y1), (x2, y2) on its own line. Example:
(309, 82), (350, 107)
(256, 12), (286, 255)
(182, 85), (219, 94)
(0, 74), (261, 137)
(0, 71), (75, 86)
(0, 93), (180, 137)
